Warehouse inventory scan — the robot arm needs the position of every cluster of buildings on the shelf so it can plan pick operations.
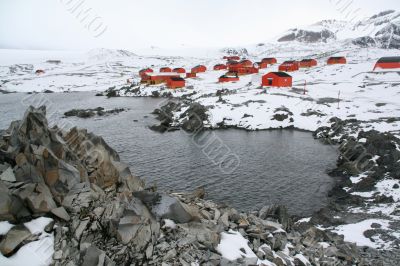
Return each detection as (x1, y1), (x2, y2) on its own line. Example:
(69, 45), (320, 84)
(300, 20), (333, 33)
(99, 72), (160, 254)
(138, 56), (400, 89)
(139, 65), (207, 89)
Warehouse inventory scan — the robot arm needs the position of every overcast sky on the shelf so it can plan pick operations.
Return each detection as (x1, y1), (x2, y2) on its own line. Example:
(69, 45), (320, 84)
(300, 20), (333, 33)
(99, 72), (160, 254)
(0, 0), (398, 51)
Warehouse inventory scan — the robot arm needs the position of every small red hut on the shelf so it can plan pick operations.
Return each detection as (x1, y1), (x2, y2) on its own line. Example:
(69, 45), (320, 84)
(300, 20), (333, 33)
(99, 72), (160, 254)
(261, 58), (277, 65)
(226, 60), (239, 68)
(237, 67), (259, 75)
(240, 59), (253, 68)
(173, 68), (186, 73)
(219, 75), (239, 83)
(223, 56), (241, 61)
(373, 57), (400, 71)
(191, 65), (207, 73)
(228, 62), (243, 72)
(141, 73), (181, 85)
(278, 61), (299, 72)
(139, 68), (154, 77)
(186, 72), (197, 78)
(167, 77), (185, 89)
(255, 62), (268, 69)
(228, 61), (259, 75)
(214, 64), (227, 70)
(262, 72), (292, 87)
(327, 57), (347, 65)
(160, 67), (172, 72)
(299, 59), (318, 68)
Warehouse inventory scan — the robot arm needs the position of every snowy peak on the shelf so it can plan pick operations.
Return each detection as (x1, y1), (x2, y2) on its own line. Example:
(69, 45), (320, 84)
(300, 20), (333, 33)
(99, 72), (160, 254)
(275, 10), (400, 49)
(219, 47), (249, 57)
(277, 28), (336, 43)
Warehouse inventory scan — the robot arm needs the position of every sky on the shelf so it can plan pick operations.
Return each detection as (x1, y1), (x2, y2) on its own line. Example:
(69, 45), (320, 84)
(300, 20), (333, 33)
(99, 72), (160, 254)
(0, 0), (398, 51)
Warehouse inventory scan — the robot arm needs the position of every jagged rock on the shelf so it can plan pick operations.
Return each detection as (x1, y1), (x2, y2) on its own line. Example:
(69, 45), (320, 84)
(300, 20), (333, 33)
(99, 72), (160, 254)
(163, 248), (177, 261)
(151, 194), (198, 223)
(63, 127), (140, 190)
(51, 207), (70, 221)
(81, 245), (115, 266)
(178, 222), (221, 250)
(26, 191), (57, 214)
(115, 196), (159, 251)
(74, 218), (90, 240)
(180, 103), (208, 132)
(335, 243), (359, 262)
(0, 225), (33, 256)
(0, 167), (16, 182)
(301, 227), (329, 247)
(258, 205), (292, 231)
(0, 182), (13, 221)
(220, 257), (258, 266)
(62, 183), (102, 212)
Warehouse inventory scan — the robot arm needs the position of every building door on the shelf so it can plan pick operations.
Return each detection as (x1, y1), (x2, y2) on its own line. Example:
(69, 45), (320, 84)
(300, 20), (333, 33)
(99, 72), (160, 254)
(268, 78), (273, 86)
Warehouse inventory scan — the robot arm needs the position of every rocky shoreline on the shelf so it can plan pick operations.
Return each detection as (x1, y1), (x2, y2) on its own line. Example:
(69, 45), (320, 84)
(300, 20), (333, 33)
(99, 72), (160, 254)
(148, 100), (400, 260)
(0, 106), (398, 265)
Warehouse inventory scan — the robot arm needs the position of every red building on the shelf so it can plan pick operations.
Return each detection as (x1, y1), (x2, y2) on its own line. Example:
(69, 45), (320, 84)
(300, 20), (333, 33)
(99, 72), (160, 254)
(219, 75), (239, 83)
(255, 62), (268, 69)
(278, 61), (299, 72)
(228, 61), (259, 75)
(141, 73), (181, 85)
(327, 57), (347, 65)
(167, 77), (185, 89)
(226, 60), (239, 67)
(223, 56), (241, 61)
(228, 62), (243, 72)
(261, 58), (277, 65)
(173, 68), (186, 73)
(214, 64), (227, 70)
(240, 59), (253, 68)
(299, 59), (318, 68)
(186, 72), (197, 78)
(160, 67), (172, 72)
(139, 68), (153, 77)
(262, 72), (292, 87)
(191, 65), (207, 73)
(373, 57), (400, 71)
(237, 67), (259, 75)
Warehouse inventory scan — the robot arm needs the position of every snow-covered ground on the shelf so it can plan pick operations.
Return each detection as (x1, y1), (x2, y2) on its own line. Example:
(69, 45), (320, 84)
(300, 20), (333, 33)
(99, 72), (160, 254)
(117, 44), (400, 138)
(0, 48), (217, 93)
(0, 217), (54, 266)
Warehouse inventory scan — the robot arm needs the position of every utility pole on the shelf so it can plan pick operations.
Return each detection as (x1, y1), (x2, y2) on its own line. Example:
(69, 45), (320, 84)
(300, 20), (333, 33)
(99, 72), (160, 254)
(337, 90), (341, 109)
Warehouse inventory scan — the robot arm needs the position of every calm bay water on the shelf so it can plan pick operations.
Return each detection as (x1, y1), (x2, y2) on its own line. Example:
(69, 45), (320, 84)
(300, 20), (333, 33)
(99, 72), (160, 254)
(0, 92), (338, 216)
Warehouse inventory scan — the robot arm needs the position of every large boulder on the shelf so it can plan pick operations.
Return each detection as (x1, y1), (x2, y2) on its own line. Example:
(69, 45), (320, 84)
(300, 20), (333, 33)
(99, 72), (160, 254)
(81, 245), (115, 266)
(0, 182), (13, 221)
(114, 196), (160, 251)
(0, 225), (34, 256)
(150, 193), (199, 223)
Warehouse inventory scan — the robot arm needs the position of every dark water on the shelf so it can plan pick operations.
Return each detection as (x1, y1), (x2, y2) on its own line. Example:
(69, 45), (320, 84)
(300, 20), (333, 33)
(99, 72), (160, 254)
(0, 92), (338, 216)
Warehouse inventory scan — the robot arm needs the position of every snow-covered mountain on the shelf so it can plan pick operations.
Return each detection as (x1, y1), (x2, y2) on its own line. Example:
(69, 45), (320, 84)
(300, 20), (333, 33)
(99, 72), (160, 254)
(275, 10), (400, 49)
(86, 48), (137, 61)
